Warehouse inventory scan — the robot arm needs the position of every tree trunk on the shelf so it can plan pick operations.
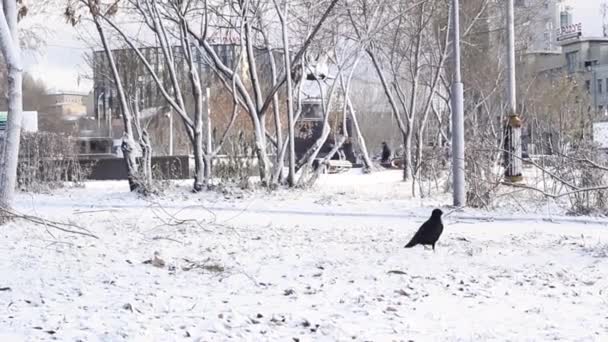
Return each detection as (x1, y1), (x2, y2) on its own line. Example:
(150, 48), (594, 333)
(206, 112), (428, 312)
(120, 136), (141, 191)
(132, 94), (153, 190)
(258, 14), (283, 170)
(414, 102), (432, 180)
(0, 62), (22, 209)
(348, 99), (373, 171)
(296, 77), (339, 183)
(140, 130), (152, 183)
(0, 0), (22, 210)
(0, 53), (21, 207)
(191, 74), (204, 192)
(403, 125), (413, 181)
(276, 0), (296, 187)
(254, 138), (272, 186)
(204, 88), (213, 185)
(93, 16), (143, 192)
(272, 95), (282, 160)
(193, 130), (205, 191)
(302, 135), (347, 187)
(272, 80), (303, 185)
(297, 121), (332, 185)
(180, 22), (206, 191)
(338, 61), (373, 171)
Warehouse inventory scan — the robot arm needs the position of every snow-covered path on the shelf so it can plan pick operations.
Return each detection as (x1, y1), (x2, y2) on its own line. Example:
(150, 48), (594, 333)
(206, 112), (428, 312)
(12, 179), (608, 227)
(1, 174), (608, 341)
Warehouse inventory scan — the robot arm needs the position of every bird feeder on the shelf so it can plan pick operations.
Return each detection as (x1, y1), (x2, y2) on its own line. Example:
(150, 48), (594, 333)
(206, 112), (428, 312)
(504, 114), (523, 183)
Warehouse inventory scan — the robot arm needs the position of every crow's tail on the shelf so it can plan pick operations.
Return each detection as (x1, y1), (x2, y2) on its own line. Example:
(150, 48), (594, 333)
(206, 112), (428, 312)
(404, 239), (417, 248)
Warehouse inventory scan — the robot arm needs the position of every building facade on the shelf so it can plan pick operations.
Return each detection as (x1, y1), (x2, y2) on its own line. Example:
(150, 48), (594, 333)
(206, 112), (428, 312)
(521, 18), (608, 113)
(557, 37), (608, 111)
(41, 92), (88, 120)
(38, 92), (90, 134)
(515, 0), (573, 52)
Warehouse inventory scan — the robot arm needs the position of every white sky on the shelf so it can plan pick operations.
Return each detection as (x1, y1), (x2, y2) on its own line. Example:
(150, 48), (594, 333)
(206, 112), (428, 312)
(568, 0), (605, 37)
(20, 0), (608, 94)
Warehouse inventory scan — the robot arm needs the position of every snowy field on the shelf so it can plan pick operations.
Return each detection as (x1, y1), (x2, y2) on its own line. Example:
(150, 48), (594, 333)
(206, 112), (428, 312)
(1, 170), (608, 341)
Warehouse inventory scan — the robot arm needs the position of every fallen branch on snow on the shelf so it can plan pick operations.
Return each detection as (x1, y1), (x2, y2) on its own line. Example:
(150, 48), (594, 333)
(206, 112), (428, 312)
(0, 207), (98, 239)
(387, 270), (407, 275)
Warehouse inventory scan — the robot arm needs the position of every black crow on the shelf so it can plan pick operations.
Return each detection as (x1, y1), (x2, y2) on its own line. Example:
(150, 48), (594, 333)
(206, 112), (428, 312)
(404, 208), (444, 251)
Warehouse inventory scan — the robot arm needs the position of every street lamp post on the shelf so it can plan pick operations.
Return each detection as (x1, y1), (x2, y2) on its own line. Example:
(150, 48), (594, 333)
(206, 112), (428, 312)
(504, 0), (524, 183)
(507, 0), (516, 114)
(451, 0), (466, 207)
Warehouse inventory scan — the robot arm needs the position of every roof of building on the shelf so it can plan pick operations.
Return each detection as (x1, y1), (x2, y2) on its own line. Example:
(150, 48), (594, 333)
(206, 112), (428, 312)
(560, 37), (608, 46)
(522, 50), (562, 56)
(46, 102), (86, 107)
(45, 91), (90, 97)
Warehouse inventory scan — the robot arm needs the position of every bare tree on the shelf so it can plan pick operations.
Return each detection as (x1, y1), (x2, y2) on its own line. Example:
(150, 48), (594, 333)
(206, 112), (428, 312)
(273, 0), (297, 186)
(180, 0), (339, 187)
(66, 0), (153, 193)
(0, 0), (25, 212)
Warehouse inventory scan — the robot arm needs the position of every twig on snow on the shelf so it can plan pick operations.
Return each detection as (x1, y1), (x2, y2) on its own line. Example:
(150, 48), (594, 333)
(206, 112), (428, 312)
(0, 207), (98, 239)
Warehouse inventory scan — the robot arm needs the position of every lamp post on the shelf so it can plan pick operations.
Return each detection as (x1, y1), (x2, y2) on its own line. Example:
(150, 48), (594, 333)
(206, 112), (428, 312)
(451, 0), (466, 207)
(504, 0), (523, 183)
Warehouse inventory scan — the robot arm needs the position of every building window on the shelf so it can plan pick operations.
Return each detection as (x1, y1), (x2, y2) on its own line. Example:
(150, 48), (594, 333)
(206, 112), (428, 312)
(600, 105), (604, 113)
(585, 80), (591, 92)
(566, 51), (578, 73)
(599, 79), (604, 94)
(584, 61), (598, 69)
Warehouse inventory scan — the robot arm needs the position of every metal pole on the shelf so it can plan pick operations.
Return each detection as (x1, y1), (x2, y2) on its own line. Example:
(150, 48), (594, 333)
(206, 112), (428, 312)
(507, 0), (516, 114)
(451, 0), (466, 207)
(505, 0), (523, 182)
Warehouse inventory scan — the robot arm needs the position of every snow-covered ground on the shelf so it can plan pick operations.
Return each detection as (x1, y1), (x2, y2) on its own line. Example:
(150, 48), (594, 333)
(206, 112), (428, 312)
(1, 170), (608, 341)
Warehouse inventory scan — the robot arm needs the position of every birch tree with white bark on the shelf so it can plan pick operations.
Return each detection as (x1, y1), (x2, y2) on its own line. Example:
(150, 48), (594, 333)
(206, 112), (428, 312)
(0, 0), (25, 212)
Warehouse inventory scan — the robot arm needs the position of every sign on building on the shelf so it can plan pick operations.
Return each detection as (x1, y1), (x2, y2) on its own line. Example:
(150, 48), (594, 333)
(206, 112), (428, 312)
(0, 111), (38, 133)
(557, 23), (582, 42)
(593, 122), (608, 149)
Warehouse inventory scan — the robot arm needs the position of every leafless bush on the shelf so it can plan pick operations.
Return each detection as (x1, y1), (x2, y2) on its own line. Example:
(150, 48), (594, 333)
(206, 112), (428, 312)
(465, 142), (503, 209)
(214, 133), (256, 189)
(147, 157), (188, 194)
(17, 132), (92, 193)
(553, 145), (608, 216)
(412, 145), (448, 198)
(492, 141), (608, 215)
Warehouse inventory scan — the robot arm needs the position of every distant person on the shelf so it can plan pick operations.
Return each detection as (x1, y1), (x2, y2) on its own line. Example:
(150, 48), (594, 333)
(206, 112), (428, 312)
(381, 141), (391, 163)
